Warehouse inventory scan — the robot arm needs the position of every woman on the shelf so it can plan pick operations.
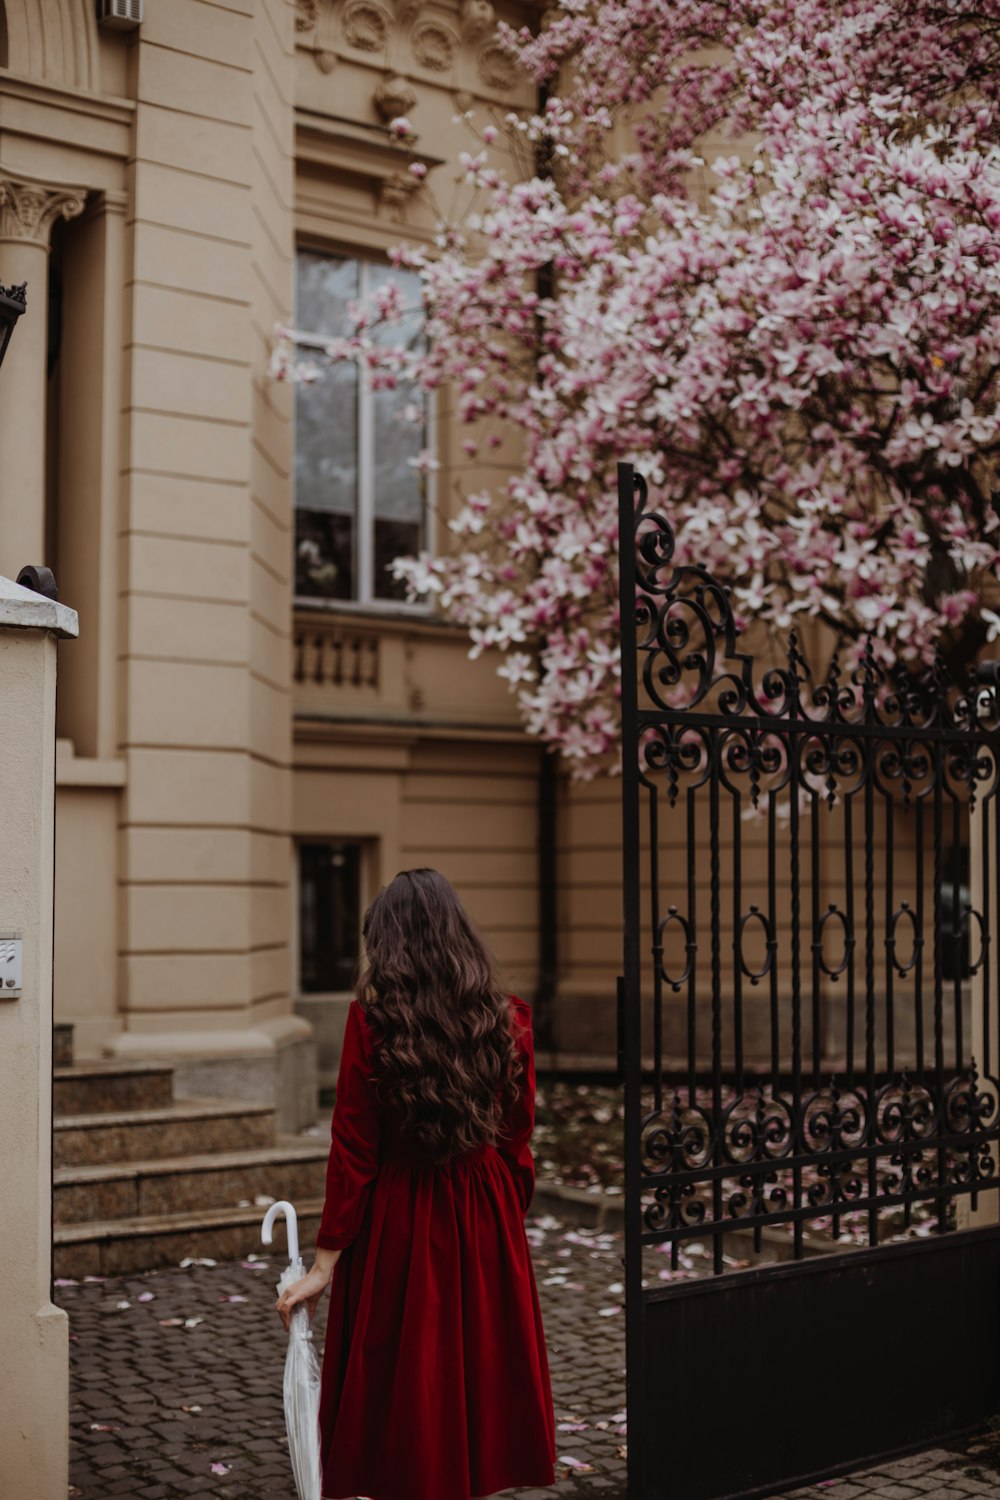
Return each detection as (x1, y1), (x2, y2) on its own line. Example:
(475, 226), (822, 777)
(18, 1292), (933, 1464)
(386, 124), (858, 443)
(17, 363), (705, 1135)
(276, 867), (557, 1500)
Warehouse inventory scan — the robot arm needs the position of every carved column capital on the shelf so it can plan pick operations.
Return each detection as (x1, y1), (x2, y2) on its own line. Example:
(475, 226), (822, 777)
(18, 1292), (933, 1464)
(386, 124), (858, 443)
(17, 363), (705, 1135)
(0, 171), (87, 247)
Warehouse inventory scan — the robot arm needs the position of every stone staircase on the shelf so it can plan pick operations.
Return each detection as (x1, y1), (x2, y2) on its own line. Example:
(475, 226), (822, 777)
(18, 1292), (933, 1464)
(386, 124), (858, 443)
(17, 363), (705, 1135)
(53, 1025), (328, 1278)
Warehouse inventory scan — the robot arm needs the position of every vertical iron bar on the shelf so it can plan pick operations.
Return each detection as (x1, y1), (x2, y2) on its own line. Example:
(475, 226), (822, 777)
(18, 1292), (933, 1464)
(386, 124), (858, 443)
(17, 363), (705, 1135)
(616, 462), (644, 1500)
(650, 786), (663, 1116)
(733, 784), (744, 1095)
(709, 733), (724, 1275)
(766, 781), (780, 1259)
(811, 787), (821, 1088)
(768, 789), (780, 1089)
(933, 740), (946, 1233)
(933, 744), (945, 1084)
(984, 783), (995, 1214)
(952, 795), (963, 1069)
(983, 779), (992, 1087)
(687, 788), (697, 1107)
(915, 797), (925, 1078)
(907, 785), (920, 1234)
(789, 732), (803, 1260)
(971, 768), (995, 1224)
(864, 746), (878, 1248)
(810, 783), (828, 1237)
(951, 791), (966, 1220)
(885, 796), (895, 1076)
(845, 796), (857, 1092)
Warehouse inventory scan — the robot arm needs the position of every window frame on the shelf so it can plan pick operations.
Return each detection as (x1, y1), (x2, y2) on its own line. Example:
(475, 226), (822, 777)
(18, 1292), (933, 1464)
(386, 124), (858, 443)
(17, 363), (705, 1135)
(293, 246), (437, 617)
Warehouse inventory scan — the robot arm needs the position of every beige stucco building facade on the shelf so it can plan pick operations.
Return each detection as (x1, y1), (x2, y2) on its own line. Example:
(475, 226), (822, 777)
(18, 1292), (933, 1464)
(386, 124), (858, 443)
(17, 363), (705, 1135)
(0, 0), (624, 1131)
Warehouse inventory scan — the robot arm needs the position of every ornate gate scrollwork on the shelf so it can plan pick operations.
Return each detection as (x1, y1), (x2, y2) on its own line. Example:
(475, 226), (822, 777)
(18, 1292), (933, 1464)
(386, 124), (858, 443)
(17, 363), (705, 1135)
(618, 462), (1000, 1500)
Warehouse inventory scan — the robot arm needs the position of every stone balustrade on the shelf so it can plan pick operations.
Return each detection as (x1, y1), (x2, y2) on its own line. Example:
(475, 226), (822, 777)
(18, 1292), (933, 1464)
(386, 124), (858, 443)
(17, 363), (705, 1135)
(292, 609), (524, 731)
(294, 623), (380, 692)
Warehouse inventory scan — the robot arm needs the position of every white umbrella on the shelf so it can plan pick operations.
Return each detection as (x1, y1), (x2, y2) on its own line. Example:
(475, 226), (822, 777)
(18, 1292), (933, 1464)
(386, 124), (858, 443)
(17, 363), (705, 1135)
(262, 1200), (323, 1500)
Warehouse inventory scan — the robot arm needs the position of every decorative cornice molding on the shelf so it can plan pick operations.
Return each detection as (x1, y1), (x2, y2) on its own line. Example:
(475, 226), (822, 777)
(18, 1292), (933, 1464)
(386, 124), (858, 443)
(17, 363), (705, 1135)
(296, 108), (442, 180)
(297, 0), (525, 99)
(0, 171), (87, 246)
(0, 71), (135, 128)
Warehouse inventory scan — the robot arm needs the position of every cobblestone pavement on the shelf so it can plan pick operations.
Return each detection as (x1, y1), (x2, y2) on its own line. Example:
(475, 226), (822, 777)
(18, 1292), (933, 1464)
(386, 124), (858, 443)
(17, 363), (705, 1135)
(786, 1439), (1000, 1500)
(58, 1216), (1000, 1500)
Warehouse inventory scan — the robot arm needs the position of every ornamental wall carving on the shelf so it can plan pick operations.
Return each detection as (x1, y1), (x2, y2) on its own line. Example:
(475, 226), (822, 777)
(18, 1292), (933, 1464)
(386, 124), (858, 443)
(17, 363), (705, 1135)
(342, 0), (391, 52)
(373, 74), (418, 120)
(475, 38), (517, 91)
(460, 0), (495, 40)
(411, 19), (459, 72)
(295, 0), (521, 100)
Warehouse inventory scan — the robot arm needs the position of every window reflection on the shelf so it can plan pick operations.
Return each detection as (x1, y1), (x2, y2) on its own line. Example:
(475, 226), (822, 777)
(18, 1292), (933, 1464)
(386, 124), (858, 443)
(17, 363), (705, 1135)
(293, 251), (430, 606)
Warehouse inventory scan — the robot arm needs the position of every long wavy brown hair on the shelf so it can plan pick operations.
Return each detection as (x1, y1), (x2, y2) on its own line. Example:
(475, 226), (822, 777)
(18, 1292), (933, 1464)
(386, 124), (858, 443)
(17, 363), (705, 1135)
(357, 868), (523, 1162)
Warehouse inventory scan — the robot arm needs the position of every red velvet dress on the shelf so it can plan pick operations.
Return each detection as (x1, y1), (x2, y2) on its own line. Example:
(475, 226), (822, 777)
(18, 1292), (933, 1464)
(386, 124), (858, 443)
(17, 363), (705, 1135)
(315, 994), (557, 1500)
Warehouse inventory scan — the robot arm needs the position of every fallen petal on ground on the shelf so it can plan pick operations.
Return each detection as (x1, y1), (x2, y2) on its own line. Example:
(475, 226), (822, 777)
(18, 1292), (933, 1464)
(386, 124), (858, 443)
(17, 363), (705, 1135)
(559, 1455), (595, 1473)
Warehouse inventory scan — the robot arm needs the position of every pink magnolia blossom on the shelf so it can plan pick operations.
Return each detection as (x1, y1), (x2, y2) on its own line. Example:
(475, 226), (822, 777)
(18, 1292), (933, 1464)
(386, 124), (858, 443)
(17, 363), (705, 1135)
(274, 0), (1000, 777)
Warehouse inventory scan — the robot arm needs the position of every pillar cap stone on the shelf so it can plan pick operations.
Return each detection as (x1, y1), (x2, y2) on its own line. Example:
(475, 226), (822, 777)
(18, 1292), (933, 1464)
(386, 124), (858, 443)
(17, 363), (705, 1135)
(0, 574), (79, 638)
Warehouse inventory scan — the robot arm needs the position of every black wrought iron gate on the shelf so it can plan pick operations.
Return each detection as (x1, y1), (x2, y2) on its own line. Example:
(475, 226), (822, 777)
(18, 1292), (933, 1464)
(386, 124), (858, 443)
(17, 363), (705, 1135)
(618, 463), (1000, 1500)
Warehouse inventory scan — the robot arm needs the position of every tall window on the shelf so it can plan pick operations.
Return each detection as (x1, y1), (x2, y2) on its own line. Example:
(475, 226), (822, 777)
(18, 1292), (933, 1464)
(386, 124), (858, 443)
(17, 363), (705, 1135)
(294, 250), (430, 605)
(298, 841), (362, 993)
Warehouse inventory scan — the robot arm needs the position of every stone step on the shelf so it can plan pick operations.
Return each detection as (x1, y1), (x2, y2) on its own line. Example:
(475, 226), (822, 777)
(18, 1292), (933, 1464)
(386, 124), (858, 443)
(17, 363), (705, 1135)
(54, 1139), (329, 1226)
(54, 1099), (277, 1167)
(54, 1198), (326, 1279)
(53, 1023), (74, 1068)
(54, 1060), (175, 1116)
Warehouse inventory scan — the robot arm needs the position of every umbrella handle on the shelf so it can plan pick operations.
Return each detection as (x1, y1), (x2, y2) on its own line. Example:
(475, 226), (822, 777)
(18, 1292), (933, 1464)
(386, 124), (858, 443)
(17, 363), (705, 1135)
(261, 1199), (300, 1264)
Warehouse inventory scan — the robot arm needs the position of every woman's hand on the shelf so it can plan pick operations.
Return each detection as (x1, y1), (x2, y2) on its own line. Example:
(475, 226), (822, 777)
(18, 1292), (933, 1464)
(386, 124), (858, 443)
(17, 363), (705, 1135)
(275, 1248), (340, 1331)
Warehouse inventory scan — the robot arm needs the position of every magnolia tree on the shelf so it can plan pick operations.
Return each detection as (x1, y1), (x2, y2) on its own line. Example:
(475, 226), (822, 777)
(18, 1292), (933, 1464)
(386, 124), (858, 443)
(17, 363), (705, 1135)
(273, 0), (1000, 778)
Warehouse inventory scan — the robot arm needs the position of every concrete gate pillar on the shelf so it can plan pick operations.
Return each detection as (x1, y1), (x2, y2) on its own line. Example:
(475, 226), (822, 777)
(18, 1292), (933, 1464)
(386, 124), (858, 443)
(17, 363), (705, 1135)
(0, 574), (79, 1497)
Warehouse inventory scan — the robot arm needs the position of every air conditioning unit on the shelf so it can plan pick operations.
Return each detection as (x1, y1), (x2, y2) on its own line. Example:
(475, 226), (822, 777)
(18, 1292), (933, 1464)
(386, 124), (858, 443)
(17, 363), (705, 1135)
(97, 0), (143, 29)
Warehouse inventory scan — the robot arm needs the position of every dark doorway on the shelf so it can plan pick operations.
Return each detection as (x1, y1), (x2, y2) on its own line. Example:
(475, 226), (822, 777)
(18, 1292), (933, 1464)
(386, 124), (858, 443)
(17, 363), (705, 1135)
(298, 841), (362, 992)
